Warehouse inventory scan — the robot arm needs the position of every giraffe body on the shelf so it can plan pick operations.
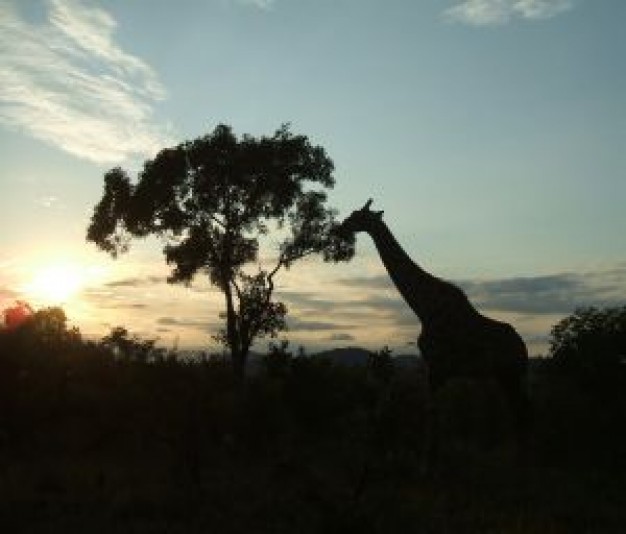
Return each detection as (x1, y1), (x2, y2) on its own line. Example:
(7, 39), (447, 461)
(340, 200), (529, 429)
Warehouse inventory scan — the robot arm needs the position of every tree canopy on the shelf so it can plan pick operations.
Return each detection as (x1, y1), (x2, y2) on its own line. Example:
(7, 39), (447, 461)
(87, 124), (354, 376)
(549, 306), (626, 392)
(2, 301), (33, 330)
(0, 305), (82, 355)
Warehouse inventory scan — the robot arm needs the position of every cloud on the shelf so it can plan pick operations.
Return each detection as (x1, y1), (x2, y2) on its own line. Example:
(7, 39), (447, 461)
(236, 0), (275, 9)
(443, 0), (574, 25)
(157, 316), (216, 330)
(347, 295), (418, 325)
(460, 270), (626, 314)
(104, 275), (166, 288)
(35, 196), (60, 209)
(339, 275), (394, 291)
(75, 257), (626, 355)
(0, 0), (172, 163)
(0, 287), (19, 301)
(288, 317), (355, 332)
(335, 268), (626, 316)
(156, 327), (172, 333)
(328, 333), (356, 342)
(278, 288), (417, 331)
(277, 290), (337, 313)
(309, 267), (625, 354)
(102, 302), (148, 310)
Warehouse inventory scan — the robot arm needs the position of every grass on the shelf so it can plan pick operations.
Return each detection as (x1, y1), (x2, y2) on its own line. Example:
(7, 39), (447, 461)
(1, 341), (625, 533)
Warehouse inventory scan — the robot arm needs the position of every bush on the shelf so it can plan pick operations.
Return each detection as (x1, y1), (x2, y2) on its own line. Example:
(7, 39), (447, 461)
(549, 306), (626, 394)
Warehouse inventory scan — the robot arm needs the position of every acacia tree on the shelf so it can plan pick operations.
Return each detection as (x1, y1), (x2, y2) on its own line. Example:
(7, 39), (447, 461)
(87, 124), (354, 377)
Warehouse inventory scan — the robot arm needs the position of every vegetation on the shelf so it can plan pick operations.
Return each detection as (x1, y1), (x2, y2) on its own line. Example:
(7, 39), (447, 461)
(1, 306), (626, 532)
(549, 306), (626, 395)
(86, 124), (354, 378)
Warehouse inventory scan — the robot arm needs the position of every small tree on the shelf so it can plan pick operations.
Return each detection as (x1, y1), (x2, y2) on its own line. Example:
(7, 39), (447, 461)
(87, 124), (354, 377)
(549, 306), (626, 392)
(2, 301), (34, 330)
(368, 346), (394, 385)
(100, 326), (166, 363)
(0, 305), (82, 353)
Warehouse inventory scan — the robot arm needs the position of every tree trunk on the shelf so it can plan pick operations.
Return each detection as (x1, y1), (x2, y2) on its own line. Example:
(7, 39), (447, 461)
(224, 284), (245, 380)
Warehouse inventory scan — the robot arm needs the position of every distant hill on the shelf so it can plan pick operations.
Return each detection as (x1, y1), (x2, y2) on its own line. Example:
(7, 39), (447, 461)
(196, 347), (422, 374)
(313, 346), (372, 366)
(313, 347), (422, 369)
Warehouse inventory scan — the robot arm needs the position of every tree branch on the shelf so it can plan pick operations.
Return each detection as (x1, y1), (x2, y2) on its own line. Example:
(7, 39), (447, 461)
(210, 214), (227, 229)
(231, 277), (243, 302)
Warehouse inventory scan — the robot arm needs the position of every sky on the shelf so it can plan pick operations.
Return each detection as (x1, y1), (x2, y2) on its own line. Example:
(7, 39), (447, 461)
(0, 0), (624, 356)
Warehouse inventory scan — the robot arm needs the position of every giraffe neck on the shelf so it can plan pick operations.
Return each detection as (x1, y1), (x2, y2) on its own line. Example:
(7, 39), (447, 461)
(366, 219), (439, 322)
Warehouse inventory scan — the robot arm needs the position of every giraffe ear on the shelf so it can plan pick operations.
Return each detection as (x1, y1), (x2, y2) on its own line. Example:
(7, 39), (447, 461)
(375, 210), (384, 219)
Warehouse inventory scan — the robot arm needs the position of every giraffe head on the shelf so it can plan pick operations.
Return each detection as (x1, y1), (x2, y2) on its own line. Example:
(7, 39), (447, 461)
(339, 199), (384, 235)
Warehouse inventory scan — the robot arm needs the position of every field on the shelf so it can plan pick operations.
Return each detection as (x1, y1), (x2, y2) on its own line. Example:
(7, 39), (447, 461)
(1, 336), (625, 533)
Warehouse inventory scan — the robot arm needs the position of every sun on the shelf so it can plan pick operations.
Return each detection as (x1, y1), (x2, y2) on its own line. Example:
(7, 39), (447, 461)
(24, 262), (86, 305)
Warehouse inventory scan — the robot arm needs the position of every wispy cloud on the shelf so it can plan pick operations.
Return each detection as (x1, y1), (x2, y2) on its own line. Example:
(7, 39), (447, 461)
(236, 0), (276, 10)
(460, 270), (626, 314)
(443, 0), (575, 26)
(35, 195), (60, 209)
(288, 317), (355, 333)
(328, 333), (356, 342)
(102, 302), (148, 310)
(0, 0), (172, 163)
(157, 316), (217, 330)
(0, 287), (19, 301)
(104, 275), (166, 288)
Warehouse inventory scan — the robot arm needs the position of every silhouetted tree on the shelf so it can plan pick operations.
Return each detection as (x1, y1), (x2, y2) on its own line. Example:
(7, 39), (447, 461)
(212, 271), (288, 357)
(550, 306), (626, 393)
(87, 124), (354, 377)
(100, 326), (165, 363)
(0, 305), (82, 362)
(368, 345), (394, 384)
(30, 307), (81, 346)
(2, 301), (33, 330)
(263, 339), (293, 377)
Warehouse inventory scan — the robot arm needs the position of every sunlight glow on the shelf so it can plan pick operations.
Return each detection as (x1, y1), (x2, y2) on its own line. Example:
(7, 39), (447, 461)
(23, 262), (87, 305)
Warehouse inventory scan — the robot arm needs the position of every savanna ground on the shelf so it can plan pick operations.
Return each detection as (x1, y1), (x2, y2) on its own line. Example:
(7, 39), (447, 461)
(1, 320), (625, 533)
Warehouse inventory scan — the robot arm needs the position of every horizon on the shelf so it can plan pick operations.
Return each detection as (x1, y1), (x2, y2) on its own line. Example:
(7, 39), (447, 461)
(1, 0), (625, 357)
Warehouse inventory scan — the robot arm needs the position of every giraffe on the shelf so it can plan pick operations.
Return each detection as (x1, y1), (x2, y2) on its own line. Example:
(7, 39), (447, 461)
(339, 199), (530, 452)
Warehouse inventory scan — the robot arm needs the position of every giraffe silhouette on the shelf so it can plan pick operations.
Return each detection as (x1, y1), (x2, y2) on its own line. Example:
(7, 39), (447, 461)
(340, 200), (530, 450)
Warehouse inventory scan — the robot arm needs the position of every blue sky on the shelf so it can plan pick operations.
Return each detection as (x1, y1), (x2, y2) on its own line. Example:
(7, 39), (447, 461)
(0, 0), (624, 355)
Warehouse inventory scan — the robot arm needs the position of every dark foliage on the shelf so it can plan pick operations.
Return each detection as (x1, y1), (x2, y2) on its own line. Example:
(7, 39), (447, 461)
(2, 315), (626, 532)
(549, 306), (626, 395)
(100, 326), (170, 363)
